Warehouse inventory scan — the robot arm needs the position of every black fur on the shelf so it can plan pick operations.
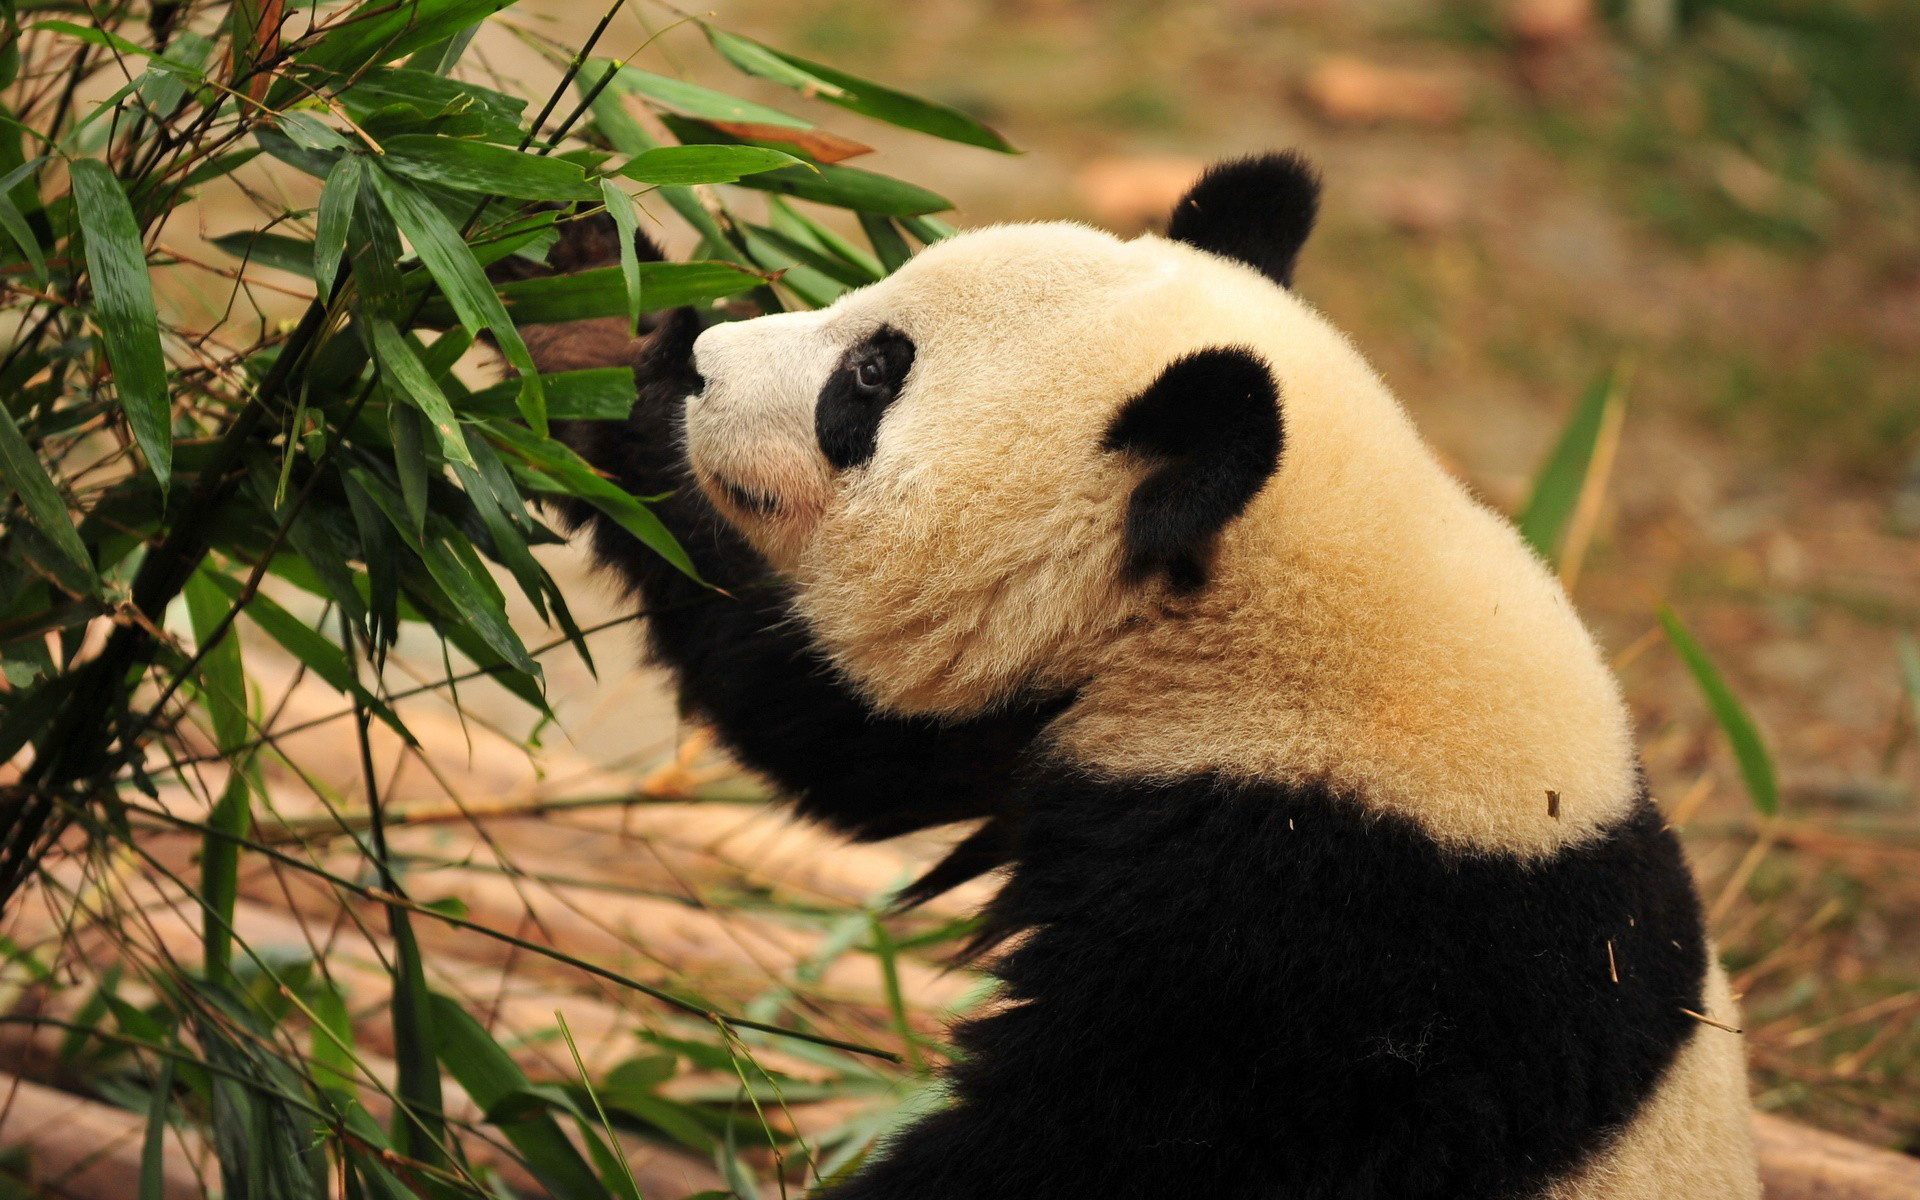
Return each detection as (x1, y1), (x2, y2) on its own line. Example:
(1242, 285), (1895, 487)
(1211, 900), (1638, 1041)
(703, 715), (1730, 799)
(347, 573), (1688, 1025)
(1167, 151), (1321, 288)
(1103, 346), (1283, 591)
(817, 326), (916, 471)
(821, 770), (1708, 1200)
(544, 310), (1061, 847)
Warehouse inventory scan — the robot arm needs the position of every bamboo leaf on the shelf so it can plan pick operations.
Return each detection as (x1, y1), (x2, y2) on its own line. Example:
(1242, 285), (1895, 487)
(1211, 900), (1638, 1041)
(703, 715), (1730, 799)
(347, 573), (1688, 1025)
(369, 315), (474, 466)
(199, 570), (417, 745)
(138, 1055), (175, 1200)
(898, 213), (958, 244)
(599, 178), (644, 336)
(1517, 366), (1626, 564)
(0, 401), (97, 592)
(209, 230), (317, 279)
(291, 0), (513, 81)
(419, 261), (762, 325)
(366, 163), (546, 432)
(183, 566), (251, 983)
(314, 154), (362, 298)
(704, 26), (1014, 152)
(604, 61), (810, 129)
(429, 994), (613, 1200)
(383, 902), (445, 1165)
(617, 144), (804, 186)
(733, 161), (951, 216)
(25, 21), (203, 75)
(460, 367), (637, 420)
(858, 212), (912, 274)
(0, 155), (48, 281)
(485, 420), (700, 583)
(345, 463), (538, 673)
(1658, 605), (1779, 816)
(382, 134), (598, 200)
(70, 158), (172, 488)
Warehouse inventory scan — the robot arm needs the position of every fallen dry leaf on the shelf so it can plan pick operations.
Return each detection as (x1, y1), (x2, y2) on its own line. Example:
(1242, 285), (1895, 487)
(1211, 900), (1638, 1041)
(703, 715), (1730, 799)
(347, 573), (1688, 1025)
(704, 120), (875, 164)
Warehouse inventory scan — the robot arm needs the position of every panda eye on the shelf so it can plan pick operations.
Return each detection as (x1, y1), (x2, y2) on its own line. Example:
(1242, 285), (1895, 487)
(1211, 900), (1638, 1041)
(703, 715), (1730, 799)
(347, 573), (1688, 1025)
(855, 358), (886, 390)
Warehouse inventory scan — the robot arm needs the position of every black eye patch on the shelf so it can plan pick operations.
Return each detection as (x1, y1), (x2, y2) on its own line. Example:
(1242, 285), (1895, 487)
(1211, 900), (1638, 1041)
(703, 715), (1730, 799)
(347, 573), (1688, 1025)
(817, 326), (915, 470)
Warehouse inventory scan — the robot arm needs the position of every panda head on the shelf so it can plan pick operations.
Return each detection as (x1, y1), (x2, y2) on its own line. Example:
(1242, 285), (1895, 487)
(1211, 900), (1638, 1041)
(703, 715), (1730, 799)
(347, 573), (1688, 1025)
(685, 155), (1341, 717)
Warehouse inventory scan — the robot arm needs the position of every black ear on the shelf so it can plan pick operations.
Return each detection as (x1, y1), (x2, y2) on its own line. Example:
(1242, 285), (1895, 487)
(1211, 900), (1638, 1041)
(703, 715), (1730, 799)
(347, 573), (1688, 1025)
(1167, 152), (1321, 288)
(1103, 346), (1283, 592)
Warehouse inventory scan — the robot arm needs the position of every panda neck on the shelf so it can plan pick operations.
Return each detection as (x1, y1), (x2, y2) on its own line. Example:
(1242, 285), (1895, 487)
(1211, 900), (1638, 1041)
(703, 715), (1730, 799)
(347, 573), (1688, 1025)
(1049, 483), (1642, 859)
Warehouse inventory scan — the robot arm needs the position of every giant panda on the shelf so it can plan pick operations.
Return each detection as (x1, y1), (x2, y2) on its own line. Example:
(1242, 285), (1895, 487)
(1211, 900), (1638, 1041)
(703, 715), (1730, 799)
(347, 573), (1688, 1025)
(524, 153), (1760, 1199)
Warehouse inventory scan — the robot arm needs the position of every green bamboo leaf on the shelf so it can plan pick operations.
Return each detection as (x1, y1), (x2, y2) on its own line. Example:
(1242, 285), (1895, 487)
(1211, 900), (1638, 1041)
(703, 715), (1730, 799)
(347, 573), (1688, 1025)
(740, 226), (843, 306)
(291, 0), (513, 80)
(451, 446), (549, 621)
(604, 62), (810, 129)
(382, 134), (597, 200)
(0, 156), (47, 281)
(183, 566), (251, 983)
(557, 1015), (644, 1200)
(599, 178), (644, 336)
(898, 213), (958, 244)
(199, 570), (417, 745)
(748, 223), (875, 289)
(1658, 605), (1779, 816)
(1517, 366), (1626, 563)
(768, 196), (882, 279)
(461, 367), (637, 420)
(0, 401), (97, 592)
(338, 67), (527, 138)
(369, 315), (474, 466)
(706, 25), (844, 94)
(308, 983), (356, 1098)
(384, 904), (445, 1165)
(734, 161), (951, 217)
(388, 400), (431, 535)
(70, 158), (171, 488)
(208, 231), (316, 279)
(705, 26), (1013, 152)
(25, 20), (202, 75)
(486, 420), (699, 581)
(420, 261), (762, 325)
(617, 144), (804, 186)
(366, 163), (546, 432)
(352, 462), (539, 673)
(314, 154), (362, 298)
(138, 1055), (175, 1200)
(858, 212), (912, 274)
(429, 994), (614, 1200)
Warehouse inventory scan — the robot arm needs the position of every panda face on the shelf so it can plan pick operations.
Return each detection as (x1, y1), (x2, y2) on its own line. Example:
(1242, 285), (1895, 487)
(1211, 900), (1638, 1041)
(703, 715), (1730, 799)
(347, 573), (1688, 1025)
(685, 222), (1290, 716)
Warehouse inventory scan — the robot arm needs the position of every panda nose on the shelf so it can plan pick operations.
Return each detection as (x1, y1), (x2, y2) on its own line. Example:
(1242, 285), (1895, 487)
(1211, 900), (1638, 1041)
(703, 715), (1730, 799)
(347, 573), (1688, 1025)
(688, 322), (737, 405)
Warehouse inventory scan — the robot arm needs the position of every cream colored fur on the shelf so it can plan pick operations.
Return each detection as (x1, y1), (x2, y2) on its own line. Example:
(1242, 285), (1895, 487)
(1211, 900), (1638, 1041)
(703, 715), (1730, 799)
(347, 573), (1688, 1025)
(1548, 960), (1761, 1199)
(686, 219), (1756, 1198)
(689, 222), (1635, 855)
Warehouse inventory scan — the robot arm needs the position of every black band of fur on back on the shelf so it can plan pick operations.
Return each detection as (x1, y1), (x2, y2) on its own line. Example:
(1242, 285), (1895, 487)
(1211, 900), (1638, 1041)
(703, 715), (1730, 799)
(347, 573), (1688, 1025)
(825, 770), (1709, 1200)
